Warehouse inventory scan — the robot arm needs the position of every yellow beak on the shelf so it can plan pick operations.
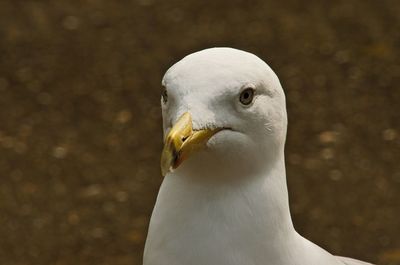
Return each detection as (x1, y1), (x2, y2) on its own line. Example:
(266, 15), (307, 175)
(160, 112), (221, 176)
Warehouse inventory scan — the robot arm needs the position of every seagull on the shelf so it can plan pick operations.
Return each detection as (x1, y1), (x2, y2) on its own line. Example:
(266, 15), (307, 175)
(143, 48), (374, 265)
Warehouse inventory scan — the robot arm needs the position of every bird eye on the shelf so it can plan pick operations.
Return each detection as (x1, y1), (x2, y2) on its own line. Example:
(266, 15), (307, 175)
(161, 87), (168, 104)
(239, 87), (255, 105)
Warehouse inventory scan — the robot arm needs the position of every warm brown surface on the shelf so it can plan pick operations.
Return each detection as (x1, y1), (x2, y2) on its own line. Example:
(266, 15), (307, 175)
(0, 1), (399, 264)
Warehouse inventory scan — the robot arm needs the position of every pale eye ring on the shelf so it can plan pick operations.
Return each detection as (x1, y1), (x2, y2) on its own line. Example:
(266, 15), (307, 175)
(239, 87), (255, 105)
(161, 86), (168, 104)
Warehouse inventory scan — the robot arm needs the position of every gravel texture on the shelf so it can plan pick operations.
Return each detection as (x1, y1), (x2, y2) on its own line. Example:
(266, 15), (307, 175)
(0, 1), (399, 264)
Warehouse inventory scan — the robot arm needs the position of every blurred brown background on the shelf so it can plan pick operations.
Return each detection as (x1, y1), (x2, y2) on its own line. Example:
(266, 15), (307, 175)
(0, 0), (399, 264)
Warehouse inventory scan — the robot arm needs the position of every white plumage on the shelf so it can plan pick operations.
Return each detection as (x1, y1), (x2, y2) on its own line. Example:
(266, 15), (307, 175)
(144, 48), (373, 265)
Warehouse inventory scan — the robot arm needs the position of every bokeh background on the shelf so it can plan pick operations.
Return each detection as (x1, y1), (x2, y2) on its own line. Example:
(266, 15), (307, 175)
(0, 0), (399, 264)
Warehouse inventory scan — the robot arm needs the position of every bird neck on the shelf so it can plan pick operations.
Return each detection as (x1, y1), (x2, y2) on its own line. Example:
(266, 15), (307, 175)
(144, 152), (298, 264)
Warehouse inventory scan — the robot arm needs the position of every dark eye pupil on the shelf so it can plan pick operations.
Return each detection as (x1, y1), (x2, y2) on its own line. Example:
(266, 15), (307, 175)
(240, 88), (254, 105)
(162, 87), (168, 103)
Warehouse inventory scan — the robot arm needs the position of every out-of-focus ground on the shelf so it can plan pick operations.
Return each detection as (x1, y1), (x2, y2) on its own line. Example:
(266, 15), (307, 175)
(0, 1), (399, 264)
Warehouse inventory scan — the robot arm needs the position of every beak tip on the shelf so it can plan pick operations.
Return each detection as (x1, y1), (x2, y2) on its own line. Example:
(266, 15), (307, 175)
(160, 112), (219, 176)
(161, 163), (174, 176)
(160, 147), (175, 176)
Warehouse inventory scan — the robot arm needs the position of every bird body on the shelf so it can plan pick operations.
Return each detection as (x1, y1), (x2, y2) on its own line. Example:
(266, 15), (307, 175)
(143, 48), (373, 265)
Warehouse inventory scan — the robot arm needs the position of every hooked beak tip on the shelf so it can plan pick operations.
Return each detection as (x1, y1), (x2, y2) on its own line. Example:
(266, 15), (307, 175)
(160, 112), (221, 176)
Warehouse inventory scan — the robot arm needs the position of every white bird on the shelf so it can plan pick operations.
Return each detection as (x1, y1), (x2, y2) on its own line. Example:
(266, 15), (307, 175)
(144, 47), (373, 265)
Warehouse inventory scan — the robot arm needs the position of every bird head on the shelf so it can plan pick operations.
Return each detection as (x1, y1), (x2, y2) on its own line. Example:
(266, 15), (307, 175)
(160, 48), (287, 179)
